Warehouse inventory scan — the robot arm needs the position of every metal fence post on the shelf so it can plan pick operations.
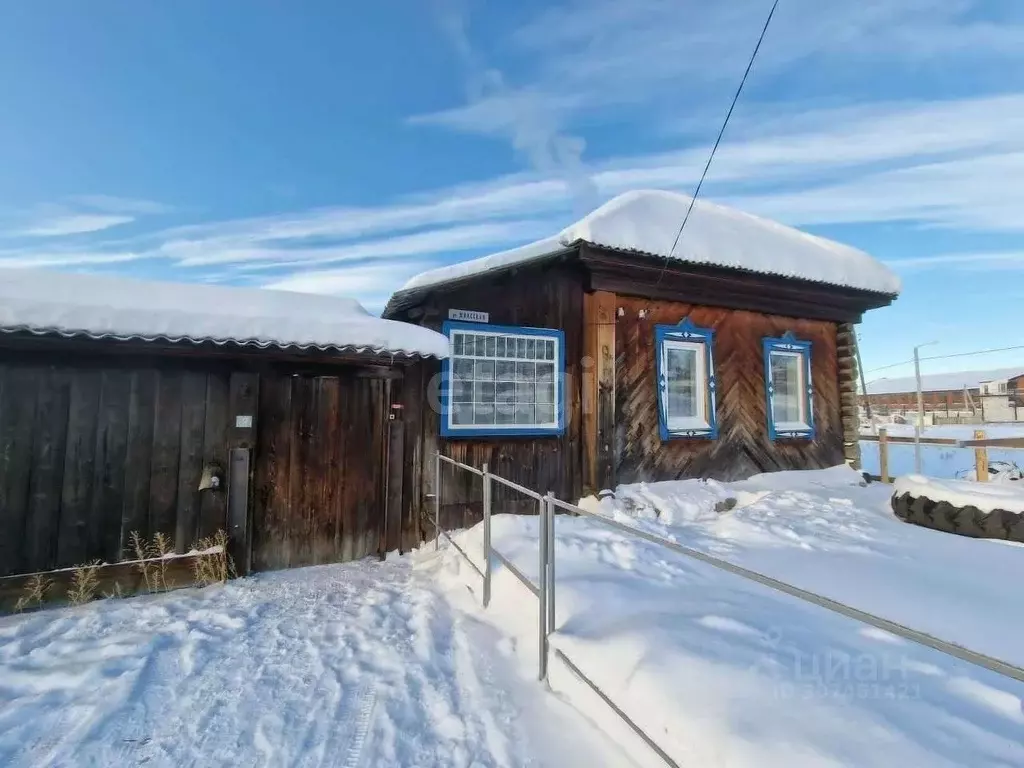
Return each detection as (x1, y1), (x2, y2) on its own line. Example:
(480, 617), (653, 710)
(545, 492), (555, 632)
(482, 463), (492, 608)
(434, 451), (441, 551)
(538, 495), (549, 681)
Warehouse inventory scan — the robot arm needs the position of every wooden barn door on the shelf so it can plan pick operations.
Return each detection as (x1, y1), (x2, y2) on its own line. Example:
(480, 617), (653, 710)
(251, 373), (389, 571)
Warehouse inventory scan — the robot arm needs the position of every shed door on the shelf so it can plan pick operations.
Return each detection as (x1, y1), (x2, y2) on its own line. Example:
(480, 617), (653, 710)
(251, 373), (388, 571)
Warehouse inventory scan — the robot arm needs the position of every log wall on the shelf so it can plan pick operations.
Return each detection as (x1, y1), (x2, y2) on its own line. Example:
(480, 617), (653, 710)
(614, 296), (844, 483)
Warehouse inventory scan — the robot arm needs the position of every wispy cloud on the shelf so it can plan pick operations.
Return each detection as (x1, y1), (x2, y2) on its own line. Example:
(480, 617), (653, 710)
(20, 213), (135, 237)
(263, 259), (438, 312)
(887, 252), (1024, 271)
(69, 194), (172, 215)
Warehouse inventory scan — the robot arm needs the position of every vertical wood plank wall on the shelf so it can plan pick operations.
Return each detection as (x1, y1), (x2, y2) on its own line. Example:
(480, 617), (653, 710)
(0, 359), (231, 577)
(613, 295), (844, 483)
(414, 263), (587, 533)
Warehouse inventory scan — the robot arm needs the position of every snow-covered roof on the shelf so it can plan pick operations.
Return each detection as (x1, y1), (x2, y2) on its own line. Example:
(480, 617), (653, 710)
(0, 268), (449, 359)
(400, 190), (902, 296)
(866, 367), (1024, 395)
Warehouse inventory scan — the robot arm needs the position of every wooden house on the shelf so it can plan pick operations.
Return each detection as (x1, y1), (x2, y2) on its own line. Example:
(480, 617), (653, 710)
(384, 190), (900, 530)
(0, 268), (446, 595)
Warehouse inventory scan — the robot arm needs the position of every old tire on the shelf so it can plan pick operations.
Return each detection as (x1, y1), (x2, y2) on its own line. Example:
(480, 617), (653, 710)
(890, 490), (1024, 543)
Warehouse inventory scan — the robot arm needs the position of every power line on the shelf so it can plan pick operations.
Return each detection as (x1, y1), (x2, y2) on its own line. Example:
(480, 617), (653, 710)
(865, 344), (1024, 375)
(654, 0), (781, 286)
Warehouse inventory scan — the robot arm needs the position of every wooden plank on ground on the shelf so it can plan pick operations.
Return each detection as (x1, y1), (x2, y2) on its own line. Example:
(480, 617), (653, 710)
(56, 369), (102, 568)
(148, 370), (183, 542)
(24, 368), (71, 572)
(121, 369), (158, 546)
(174, 371), (209, 552)
(0, 366), (39, 577)
(0, 552), (215, 614)
(91, 370), (132, 563)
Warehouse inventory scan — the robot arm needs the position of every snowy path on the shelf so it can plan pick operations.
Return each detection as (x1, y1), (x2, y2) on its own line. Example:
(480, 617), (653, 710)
(0, 555), (632, 768)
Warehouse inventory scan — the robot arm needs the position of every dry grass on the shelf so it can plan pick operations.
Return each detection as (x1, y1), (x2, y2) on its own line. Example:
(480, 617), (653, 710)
(67, 561), (102, 605)
(128, 530), (175, 593)
(13, 573), (53, 612)
(191, 530), (235, 586)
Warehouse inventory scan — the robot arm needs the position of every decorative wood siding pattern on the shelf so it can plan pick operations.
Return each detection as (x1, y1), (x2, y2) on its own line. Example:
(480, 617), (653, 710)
(836, 322), (861, 469)
(0, 358), (231, 576)
(614, 296), (843, 484)
(251, 373), (388, 571)
(411, 263), (586, 532)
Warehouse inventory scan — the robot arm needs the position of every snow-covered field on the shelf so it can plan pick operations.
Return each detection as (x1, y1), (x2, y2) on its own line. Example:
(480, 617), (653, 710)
(438, 466), (1024, 767)
(860, 423), (1024, 479)
(0, 556), (632, 768)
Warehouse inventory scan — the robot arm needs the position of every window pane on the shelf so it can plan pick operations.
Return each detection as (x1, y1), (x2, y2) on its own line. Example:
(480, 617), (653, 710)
(453, 359), (474, 380)
(474, 403), (495, 424)
(516, 361), (535, 382)
(496, 382), (515, 405)
(452, 380), (472, 402)
(666, 347), (699, 419)
(475, 336), (487, 356)
(536, 404), (555, 425)
(453, 334), (465, 356)
(496, 404), (516, 424)
(474, 381), (495, 403)
(537, 383), (555, 404)
(516, 382), (536, 403)
(546, 340), (556, 360)
(526, 339), (536, 359)
(771, 353), (803, 424)
(485, 336), (496, 357)
(496, 361), (516, 381)
(496, 337), (506, 358)
(452, 403), (474, 425)
(536, 363), (555, 382)
(515, 403), (536, 424)
(517, 338), (527, 359)
(474, 360), (495, 381)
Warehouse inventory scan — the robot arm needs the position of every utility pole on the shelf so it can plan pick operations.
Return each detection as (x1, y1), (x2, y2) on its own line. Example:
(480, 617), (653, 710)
(854, 331), (872, 429)
(913, 341), (938, 474)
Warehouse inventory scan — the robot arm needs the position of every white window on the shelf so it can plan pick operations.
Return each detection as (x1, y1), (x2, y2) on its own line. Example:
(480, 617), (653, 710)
(661, 340), (709, 431)
(655, 318), (717, 439)
(444, 323), (563, 436)
(769, 351), (808, 431)
(763, 333), (814, 439)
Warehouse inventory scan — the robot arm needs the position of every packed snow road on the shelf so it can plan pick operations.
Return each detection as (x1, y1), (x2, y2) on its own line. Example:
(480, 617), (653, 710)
(0, 554), (632, 768)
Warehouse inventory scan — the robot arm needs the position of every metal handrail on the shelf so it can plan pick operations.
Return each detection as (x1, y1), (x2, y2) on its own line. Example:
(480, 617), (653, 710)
(550, 497), (1024, 684)
(488, 473), (543, 501)
(491, 549), (539, 598)
(437, 453), (484, 476)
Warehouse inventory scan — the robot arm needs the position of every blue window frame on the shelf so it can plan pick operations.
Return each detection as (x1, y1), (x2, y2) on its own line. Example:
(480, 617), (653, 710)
(763, 332), (815, 440)
(655, 318), (718, 440)
(441, 321), (565, 437)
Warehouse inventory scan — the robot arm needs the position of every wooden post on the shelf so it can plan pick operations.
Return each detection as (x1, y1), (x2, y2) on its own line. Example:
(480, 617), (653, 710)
(878, 428), (889, 483)
(227, 372), (259, 575)
(974, 429), (988, 482)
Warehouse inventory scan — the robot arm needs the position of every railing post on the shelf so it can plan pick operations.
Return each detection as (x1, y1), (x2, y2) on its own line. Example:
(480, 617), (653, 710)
(482, 463), (492, 608)
(545, 493), (555, 632)
(538, 495), (549, 681)
(878, 427), (889, 483)
(434, 451), (441, 550)
(975, 429), (989, 482)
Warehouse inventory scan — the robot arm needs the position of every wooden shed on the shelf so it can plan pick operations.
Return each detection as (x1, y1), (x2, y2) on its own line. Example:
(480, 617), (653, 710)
(384, 190), (900, 530)
(0, 269), (447, 590)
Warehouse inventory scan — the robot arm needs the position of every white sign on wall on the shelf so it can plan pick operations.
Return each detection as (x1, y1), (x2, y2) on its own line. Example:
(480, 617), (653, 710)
(448, 309), (490, 323)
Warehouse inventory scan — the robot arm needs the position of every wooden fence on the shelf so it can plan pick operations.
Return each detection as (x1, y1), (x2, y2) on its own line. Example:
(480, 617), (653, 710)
(861, 428), (1024, 483)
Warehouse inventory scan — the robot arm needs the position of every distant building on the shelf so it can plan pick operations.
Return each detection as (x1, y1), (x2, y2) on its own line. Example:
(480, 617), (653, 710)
(863, 367), (1024, 419)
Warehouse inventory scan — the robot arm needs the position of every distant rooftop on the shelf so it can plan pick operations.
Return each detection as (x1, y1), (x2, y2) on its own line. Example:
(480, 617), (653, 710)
(865, 367), (1024, 395)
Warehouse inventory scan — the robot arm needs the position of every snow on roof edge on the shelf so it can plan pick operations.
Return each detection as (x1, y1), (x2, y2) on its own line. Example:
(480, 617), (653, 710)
(397, 190), (901, 298)
(0, 268), (450, 359)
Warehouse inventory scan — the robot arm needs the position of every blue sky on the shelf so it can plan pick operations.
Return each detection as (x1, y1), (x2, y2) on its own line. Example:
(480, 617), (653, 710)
(1, 0), (1023, 380)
